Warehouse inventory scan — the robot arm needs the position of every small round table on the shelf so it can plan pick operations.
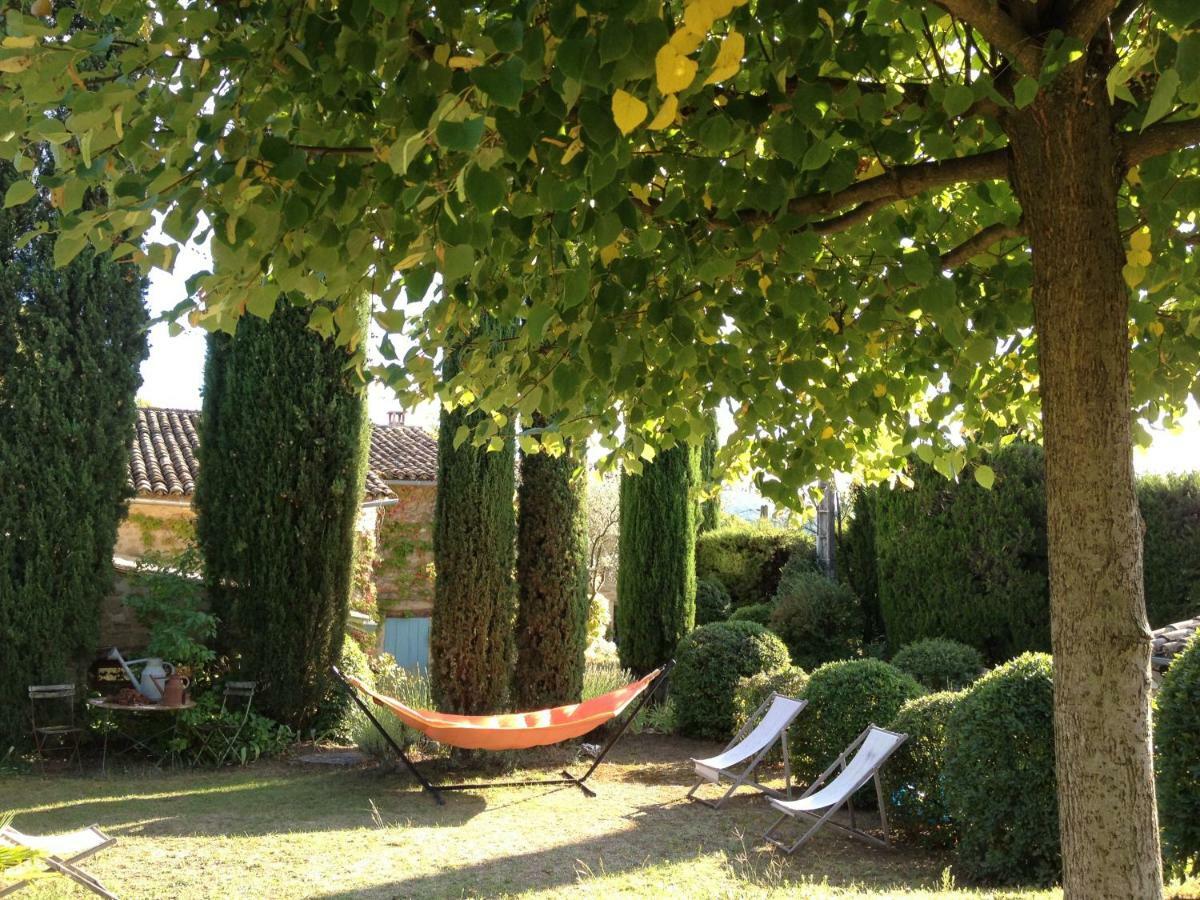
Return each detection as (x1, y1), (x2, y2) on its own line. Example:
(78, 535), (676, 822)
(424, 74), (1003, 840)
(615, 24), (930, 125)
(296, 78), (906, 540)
(87, 697), (195, 774)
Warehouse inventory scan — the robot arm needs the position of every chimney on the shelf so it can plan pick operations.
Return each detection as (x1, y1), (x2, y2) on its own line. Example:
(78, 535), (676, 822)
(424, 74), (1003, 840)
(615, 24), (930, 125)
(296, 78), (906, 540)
(387, 410), (405, 427)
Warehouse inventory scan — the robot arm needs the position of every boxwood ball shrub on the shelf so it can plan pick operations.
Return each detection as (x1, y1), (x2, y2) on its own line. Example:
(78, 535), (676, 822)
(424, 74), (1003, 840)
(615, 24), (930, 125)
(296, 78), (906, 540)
(694, 524), (813, 608)
(891, 638), (984, 691)
(794, 659), (923, 784)
(672, 621), (790, 740)
(731, 665), (809, 734)
(944, 653), (1058, 886)
(694, 577), (732, 626)
(727, 602), (774, 627)
(769, 563), (863, 670)
(1156, 633), (1200, 876)
(883, 691), (964, 847)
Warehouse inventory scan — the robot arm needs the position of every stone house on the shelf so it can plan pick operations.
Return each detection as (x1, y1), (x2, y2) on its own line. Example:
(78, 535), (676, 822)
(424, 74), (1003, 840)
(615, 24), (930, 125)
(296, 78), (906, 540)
(106, 407), (438, 668)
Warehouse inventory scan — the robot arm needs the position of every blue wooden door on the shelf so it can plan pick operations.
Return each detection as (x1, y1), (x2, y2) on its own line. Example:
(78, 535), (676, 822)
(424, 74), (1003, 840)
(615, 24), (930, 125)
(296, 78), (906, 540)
(382, 617), (431, 671)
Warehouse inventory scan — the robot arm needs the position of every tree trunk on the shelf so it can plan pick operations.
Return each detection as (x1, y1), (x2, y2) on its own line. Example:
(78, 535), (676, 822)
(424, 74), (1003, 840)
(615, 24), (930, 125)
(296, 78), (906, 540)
(1006, 61), (1162, 898)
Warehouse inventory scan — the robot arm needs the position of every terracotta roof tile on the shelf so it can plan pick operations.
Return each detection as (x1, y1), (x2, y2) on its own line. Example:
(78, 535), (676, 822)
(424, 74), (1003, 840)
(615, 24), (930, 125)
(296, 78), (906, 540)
(1151, 615), (1199, 670)
(127, 407), (436, 502)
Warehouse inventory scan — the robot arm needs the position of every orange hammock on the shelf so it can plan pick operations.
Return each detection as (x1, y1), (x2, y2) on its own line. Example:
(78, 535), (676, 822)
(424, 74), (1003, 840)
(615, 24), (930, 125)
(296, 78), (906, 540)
(342, 668), (662, 751)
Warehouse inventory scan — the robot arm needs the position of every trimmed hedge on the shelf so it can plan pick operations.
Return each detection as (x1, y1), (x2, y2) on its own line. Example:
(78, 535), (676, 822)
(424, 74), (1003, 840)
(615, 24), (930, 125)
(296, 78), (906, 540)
(944, 653), (1058, 886)
(695, 524), (813, 608)
(793, 659), (923, 784)
(883, 691), (963, 847)
(1139, 473), (1200, 627)
(891, 638), (983, 691)
(731, 666), (809, 734)
(672, 621), (790, 740)
(695, 577), (732, 626)
(769, 564), (863, 670)
(1156, 634), (1200, 876)
(874, 443), (1050, 661)
(727, 602), (774, 627)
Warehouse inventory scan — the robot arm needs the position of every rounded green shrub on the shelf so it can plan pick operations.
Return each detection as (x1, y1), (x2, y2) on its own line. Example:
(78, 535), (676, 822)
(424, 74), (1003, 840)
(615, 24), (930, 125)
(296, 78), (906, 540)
(728, 602), (774, 627)
(944, 652), (1058, 886)
(769, 564), (863, 670)
(694, 524), (813, 607)
(1156, 633), (1200, 876)
(883, 690), (964, 847)
(672, 621), (790, 740)
(731, 665), (809, 734)
(695, 577), (732, 626)
(794, 658), (924, 783)
(891, 638), (984, 691)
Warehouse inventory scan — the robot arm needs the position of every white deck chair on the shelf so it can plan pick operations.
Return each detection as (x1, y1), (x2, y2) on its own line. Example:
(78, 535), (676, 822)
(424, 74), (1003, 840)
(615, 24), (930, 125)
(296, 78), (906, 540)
(763, 724), (907, 854)
(687, 693), (807, 809)
(0, 824), (117, 899)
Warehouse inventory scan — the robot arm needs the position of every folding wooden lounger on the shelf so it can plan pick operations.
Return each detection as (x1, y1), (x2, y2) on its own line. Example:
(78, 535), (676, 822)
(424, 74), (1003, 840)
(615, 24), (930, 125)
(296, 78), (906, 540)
(1, 823), (118, 899)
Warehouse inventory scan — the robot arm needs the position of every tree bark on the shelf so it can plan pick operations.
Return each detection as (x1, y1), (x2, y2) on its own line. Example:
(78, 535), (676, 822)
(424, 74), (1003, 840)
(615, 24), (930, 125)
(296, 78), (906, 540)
(1005, 60), (1163, 899)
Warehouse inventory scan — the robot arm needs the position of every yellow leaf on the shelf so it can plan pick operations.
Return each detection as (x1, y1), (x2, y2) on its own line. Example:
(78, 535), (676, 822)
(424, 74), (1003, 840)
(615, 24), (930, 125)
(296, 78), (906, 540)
(824, 316), (840, 333)
(820, 425), (835, 440)
(1126, 248), (1151, 267)
(682, 1), (717, 35)
(1122, 264), (1146, 289)
(433, 45), (450, 66)
(393, 250), (428, 271)
(655, 45), (698, 95)
(668, 29), (704, 55)
(701, 192), (713, 209)
(1126, 166), (1141, 185)
(447, 55), (482, 69)
(1129, 227), (1151, 252)
(647, 94), (679, 131)
(817, 7), (836, 28)
(600, 242), (621, 266)
(562, 138), (584, 164)
(2, 35), (37, 49)
(758, 274), (771, 294)
(873, 383), (887, 398)
(611, 89), (648, 135)
(703, 31), (744, 85)
(857, 158), (884, 180)
(1148, 320), (1165, 338)
(0, 56), (32, 73)
(631, 184), (651, 203)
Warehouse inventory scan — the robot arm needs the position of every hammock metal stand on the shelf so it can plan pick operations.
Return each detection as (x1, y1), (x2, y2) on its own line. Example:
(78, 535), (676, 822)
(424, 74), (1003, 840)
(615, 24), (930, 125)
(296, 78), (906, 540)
(330, 662), (673, 806)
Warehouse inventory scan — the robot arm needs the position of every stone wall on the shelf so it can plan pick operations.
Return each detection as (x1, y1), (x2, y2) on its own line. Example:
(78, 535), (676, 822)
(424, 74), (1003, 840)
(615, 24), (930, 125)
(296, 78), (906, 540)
(375, 483), (436, 617)
(114, 500), (196, 558)
(100, 565), (153, 651)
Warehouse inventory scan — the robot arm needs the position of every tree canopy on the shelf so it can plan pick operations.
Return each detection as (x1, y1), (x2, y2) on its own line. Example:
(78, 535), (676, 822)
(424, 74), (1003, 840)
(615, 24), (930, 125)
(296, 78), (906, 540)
(2, 0), (1193, 490)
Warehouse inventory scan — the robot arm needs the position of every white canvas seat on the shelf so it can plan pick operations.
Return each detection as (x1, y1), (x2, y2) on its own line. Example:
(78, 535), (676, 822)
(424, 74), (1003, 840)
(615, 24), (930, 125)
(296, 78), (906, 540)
(1, 824), (117, 898)
(687, 693), (807, 809)
(763, 724), (907, 855)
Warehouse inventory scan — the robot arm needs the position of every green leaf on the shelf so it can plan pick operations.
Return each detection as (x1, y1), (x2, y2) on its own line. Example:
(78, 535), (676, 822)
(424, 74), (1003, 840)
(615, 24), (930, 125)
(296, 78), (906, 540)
(1142, 69), (1180, 130)
(974, 464), (996, 490)
(435, 117), (485, 152)
(1153, 0), (1200, 27)
(563, 265), (591, 308)
(52, 232), (88, 268)
(1013, 77), (1039, 109)
(374, 309), (405, 331)
(3, 179), (36, 208)
(464, 165), (505, 212)
(387, 131), (424, 176)
(942, 83), (975, 117)
(453, 424), (471, 449)
(470, 59), (525, 109)
(245, 286), (278, 319)
(801, 140), (831, 171)
(441, 244), (475, 282)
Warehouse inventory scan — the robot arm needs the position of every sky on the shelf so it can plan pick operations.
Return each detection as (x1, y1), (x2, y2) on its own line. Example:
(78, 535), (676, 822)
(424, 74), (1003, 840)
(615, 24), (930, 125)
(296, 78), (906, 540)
(138, 242), (1199, 478)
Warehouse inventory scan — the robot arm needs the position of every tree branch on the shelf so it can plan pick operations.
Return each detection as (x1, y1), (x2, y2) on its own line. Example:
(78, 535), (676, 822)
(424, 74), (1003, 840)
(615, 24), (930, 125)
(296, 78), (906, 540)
(1121, 118), (1200, 167)
(940, 221), (1024, 268)
(782, 148), (1011, 221)
(928, 0), (1042, 75)
(1065, 0), (1121, 44)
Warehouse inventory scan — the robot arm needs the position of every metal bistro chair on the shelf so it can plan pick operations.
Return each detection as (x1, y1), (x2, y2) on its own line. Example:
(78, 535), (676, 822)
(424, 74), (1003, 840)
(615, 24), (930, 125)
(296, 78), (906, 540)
(28, 685), (83, 774)
(192, 681), (256, 767)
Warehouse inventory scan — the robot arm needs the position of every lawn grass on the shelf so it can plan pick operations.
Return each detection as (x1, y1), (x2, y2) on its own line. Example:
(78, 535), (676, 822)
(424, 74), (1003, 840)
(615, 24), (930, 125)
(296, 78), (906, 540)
(2, 734), (1194, 899)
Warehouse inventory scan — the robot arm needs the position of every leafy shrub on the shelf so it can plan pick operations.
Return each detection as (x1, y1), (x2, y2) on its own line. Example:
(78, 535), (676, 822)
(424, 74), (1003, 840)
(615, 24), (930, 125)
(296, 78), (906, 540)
(582, 656), (632, 700)
(312, 638), (373, 742)
(875, 443), (1050, 662)
(125, 546), (217, 672)
(769, 564), (863, 670)
(728, 603), (774, 627)
(794, 659), (923, 784)
(695, 578), (732, 625)
(1138, 473), (1200, 626)
(883, 691), (964, 847)
(1156, 634), (1200, 876)
(891, 638), (983, 691)
(731, 666), (809, 734)
(673, 621), (790, 740)
(352, 656), (436, 758)
(174, 692), (295, 766)
(944, 653), (1058, 886)
(695, 524), (813, 607)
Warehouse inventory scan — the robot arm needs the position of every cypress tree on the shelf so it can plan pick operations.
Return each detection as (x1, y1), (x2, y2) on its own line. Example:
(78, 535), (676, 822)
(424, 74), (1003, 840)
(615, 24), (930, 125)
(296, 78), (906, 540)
(430, 332), (517, 714)
(616, 444), (699, 674)
(514, 419), (590, 708)
(194, 297), (368, 729)
(0, 163), (148, 745)
(698, 411), (721, 534)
